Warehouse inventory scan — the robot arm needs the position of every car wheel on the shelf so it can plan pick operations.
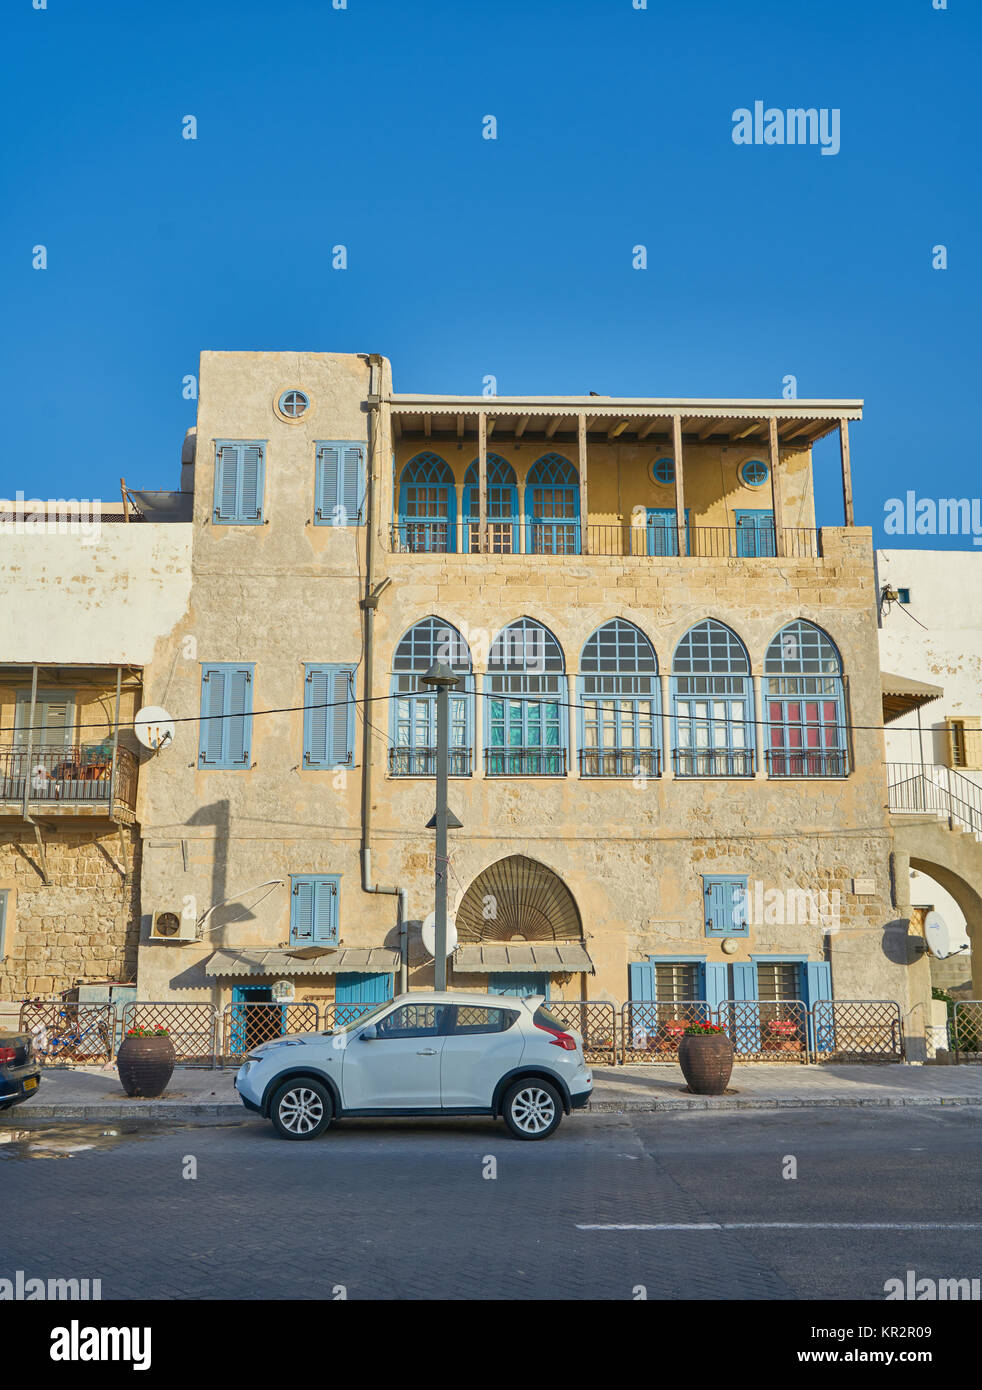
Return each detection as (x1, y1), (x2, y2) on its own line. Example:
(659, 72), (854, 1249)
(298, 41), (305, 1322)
(269, 1078), (333, 1140)
(502, 1079), (563, 1140)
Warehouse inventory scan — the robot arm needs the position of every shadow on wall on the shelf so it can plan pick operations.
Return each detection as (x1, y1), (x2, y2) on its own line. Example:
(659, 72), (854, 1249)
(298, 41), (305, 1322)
(142, 799), (262, 994)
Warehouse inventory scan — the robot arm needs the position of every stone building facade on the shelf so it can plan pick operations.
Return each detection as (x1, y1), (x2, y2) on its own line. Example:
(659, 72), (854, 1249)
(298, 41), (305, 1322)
(128, 351), (932, 1029)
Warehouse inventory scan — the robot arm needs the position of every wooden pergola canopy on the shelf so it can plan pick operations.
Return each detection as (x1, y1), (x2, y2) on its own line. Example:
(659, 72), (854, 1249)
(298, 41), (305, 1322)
(389, 396), (863, 449)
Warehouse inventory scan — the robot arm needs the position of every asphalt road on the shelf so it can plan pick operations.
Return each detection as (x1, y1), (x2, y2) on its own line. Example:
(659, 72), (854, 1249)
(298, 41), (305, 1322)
(2, 1107), (981, 1300)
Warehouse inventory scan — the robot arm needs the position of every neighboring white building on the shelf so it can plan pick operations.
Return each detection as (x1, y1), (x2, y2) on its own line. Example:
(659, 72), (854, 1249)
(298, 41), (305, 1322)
(879, 549), (981, 988)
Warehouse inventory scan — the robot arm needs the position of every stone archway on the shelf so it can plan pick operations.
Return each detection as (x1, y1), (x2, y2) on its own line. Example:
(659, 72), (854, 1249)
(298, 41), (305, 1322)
(455, 855), (582, 944)
(891, 817), (982, 997)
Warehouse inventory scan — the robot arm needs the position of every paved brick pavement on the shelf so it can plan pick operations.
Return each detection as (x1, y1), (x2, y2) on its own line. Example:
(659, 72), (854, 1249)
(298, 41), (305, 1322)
(11, 1059), (982, 1122)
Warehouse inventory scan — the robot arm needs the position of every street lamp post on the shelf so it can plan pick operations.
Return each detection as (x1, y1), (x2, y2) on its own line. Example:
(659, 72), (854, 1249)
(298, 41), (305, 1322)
(421, 661), (461, 989)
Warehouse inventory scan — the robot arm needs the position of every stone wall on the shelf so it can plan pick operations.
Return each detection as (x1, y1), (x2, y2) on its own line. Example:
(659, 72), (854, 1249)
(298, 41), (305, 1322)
(0, 827), (141, 999)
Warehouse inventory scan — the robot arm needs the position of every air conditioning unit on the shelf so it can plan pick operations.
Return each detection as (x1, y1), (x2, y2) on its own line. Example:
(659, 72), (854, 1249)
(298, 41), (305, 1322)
(149, 909), (196, 943)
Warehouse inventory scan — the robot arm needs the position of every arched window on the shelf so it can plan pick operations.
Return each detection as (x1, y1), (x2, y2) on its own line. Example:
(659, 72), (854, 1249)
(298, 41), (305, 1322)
(397, 453), (456, 553)
(764, 621), (847, 777)
(579, 619), (660, 778)
(672, 620), (753, 777)
(485, 618), (567, 776)
(463, 455), (519, 553)
(525, 454), (580, 555)
(390, 617), (473, 776)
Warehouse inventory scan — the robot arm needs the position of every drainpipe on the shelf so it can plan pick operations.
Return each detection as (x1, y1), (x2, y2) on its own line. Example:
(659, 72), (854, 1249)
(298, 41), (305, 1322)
(360, 352), (409, 993)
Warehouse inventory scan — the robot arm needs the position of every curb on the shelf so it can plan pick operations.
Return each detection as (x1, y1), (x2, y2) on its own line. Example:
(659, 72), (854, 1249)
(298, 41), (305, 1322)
(5, 1094), (982, 1123)
(586, 1095), (982, 1113)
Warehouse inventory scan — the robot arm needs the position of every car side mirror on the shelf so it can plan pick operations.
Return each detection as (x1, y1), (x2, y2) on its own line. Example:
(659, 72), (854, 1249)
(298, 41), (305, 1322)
(359, 1024), (378, 1041)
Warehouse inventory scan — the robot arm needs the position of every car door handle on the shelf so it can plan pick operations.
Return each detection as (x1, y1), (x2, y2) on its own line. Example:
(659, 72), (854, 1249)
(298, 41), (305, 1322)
(416, 1047), (438, 1055)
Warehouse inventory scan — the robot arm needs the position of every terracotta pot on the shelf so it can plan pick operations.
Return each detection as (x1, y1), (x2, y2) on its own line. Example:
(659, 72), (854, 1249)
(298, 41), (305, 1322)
(117, 1034), (175, 1098)
(678, 1033), (734, 1095)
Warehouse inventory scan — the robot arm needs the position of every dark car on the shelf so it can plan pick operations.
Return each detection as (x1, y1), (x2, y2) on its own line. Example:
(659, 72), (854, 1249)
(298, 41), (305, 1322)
(0, 1031), (41, 1111)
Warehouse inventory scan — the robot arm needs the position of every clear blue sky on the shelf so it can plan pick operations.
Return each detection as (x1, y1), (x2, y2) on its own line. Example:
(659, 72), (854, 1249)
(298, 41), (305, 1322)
(2, 0), (977, 544)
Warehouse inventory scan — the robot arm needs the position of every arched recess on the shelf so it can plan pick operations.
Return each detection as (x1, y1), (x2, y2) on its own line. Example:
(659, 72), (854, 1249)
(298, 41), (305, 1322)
(455, 855), (583, 943)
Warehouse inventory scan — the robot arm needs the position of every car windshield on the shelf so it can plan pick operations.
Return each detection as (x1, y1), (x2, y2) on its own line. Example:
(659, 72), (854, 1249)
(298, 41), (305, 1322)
(324, 1001), (393, 1035)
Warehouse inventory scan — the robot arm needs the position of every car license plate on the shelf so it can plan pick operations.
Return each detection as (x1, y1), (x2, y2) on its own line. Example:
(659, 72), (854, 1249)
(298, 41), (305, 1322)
(23, 1077), (38, 1091)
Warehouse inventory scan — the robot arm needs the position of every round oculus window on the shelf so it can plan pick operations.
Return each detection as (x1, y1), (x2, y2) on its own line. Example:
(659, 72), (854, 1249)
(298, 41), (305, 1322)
(278, 390), (309, 419)
(650, 457), (675, 485)
(741, 459), (769, 487)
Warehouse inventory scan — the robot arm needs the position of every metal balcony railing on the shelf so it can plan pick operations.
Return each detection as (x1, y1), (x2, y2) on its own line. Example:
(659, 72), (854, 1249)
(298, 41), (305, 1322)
(390, 520), (821, 559)
(886, 762), (982, 837)
(390, 521), (454, 553)
(673, 748), (755, 778)
(0, 745), (138, 813)
(484, 747), (567, 777)
(578, 749), (661, 779)
(388, 747), (473, 777)
(766, 749), (849, 778)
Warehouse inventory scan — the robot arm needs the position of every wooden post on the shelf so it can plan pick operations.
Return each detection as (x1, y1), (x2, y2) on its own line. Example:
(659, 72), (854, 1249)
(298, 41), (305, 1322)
(672, 415), (686, 555)
(120, 478), (130, 522)
(768, 418), (785, 556)
(478, 412), (488, 553)
(578, 413), (589, 555)
(839, 419), (854, 526)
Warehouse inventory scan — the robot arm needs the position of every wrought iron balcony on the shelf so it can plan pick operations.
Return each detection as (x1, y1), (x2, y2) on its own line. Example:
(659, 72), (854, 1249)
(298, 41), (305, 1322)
(579, 749), (661, 779)
(389, 521), (821, 559)
(388, 747), (473, 777)
(673, 748), (755, 778)
(0, 745), (138, 819)
(766, 749), (849, 778)
(484, 748), (567, 777)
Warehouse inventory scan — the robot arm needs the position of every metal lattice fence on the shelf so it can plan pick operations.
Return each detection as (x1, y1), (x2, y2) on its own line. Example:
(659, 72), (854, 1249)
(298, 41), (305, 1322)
(619, 1001), (714, 1064)
(322, 1003), (379, 1030)
(953, 1002), (982, 1063)
(810, 1000), (904, 1062)
(544, 1001), (617, 1065)
(19, 1000), (116, 1065)
(716, 999), (810, 1063)
(121, 1002), (219, 1066)
(221, 1002), (320, 1062)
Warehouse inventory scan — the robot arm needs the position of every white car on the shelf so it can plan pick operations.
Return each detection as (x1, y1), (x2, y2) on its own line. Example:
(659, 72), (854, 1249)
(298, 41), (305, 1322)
(235, 991), (593, 1141)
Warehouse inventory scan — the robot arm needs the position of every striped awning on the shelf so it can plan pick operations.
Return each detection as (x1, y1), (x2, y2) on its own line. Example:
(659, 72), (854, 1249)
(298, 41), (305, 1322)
(204, 947), (400, 978)
(452, 943), (594, 975)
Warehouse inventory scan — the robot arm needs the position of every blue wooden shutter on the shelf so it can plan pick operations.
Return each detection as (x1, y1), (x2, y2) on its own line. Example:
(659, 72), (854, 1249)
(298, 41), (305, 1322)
(215, 446), (240, 522)
(629, 961), (656, 1001)
(341, 445), (364, 522)
(336, 972), (392, 1006)
(806, 961), (834, 1053)
(199, 667), (227, 765)
(704, 962), (728, 1015)
(226, 668), (252, 765)
(730, 961), (760, 1051)
(331, 668), (353, 765)
(239, 445), (264, 520)
(292, 880), (315, 943)
(316, 446), (340, 522)
(214, 443), (264, 523)
(305, 666), (354, 767)
(304, 667), (331, 766)
(704, 876), (748, 936)
(731, 962), (758, 1000)
(316, 444), (364, 525)
(312, 879), (339, 944)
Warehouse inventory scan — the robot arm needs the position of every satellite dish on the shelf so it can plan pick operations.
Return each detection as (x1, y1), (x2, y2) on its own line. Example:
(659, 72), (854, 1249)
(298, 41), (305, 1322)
(421, 911), (457, 958)
(135, 706), (176, 751)
(924, 910), (956, 959)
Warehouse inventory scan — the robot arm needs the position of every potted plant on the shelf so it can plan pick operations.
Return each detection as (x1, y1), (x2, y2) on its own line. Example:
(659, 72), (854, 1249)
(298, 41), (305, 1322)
(116, 1026), (175, 1098)
(678, 1019), (734, 1095)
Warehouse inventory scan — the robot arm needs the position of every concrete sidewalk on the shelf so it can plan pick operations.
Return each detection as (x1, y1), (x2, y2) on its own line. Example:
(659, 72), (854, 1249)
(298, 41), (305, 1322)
(5, 1059), (982, 1123)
